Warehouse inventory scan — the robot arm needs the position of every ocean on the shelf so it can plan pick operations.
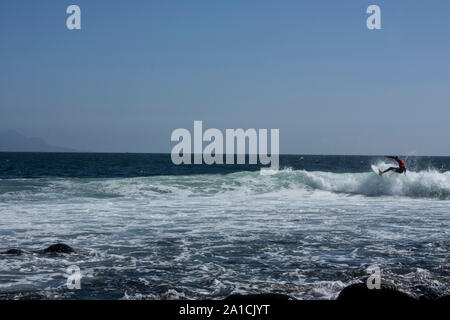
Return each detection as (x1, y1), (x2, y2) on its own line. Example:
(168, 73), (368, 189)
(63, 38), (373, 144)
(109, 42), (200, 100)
(0, 153), (449, 299)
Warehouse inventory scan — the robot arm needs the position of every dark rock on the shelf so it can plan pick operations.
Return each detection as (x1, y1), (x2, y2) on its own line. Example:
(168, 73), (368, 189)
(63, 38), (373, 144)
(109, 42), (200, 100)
(43, 243), (75, 254)
(337, 282), (416, 302)
(435, 294), (450, 302)
(414, 284), (440, 301)
(225, 293), (295, 301)
(418, 293), (439, 301)
(1, 249), (24, 255)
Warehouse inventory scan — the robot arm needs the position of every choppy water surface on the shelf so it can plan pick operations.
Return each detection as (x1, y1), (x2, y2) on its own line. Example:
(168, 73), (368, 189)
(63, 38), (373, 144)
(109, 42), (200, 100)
(0, 154), (449, 299)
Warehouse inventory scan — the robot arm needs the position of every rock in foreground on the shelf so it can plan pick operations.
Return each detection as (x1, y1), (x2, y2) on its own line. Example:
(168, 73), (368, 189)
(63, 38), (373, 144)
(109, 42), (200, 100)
(225, 293), (295, 301)
(42, 243), (75, 254)
(1, 249), (25, 255)
(337, 282), (416, 302)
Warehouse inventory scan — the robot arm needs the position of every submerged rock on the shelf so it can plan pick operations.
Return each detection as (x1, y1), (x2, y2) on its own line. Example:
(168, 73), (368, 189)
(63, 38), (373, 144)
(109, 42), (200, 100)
(1, 249), (24, 255)
(42, 243), (75, 254)
(414, 284), (440, 301)
(337, 283), (416, 302)
(2, 243), (76, 255)
(435, 294), (450, 302)
(418, 293), (439, 301)
(225, 293), (295, 301)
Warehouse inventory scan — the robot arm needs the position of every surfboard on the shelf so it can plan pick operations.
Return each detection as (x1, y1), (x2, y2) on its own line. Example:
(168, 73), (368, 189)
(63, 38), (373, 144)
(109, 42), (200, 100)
(371, 165), (382, 176)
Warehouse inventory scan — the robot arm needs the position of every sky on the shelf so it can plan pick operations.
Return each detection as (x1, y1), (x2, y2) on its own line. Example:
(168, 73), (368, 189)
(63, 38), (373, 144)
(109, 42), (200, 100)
(1, 0), (450, 155)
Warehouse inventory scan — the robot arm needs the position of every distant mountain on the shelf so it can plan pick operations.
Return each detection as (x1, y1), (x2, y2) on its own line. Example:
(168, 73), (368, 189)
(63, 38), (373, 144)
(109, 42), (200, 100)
(0, 130), (77, 152)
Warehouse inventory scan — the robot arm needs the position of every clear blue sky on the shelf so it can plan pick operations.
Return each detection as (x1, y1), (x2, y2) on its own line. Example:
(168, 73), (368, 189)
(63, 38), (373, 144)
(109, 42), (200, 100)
(1, 0), (449, 155)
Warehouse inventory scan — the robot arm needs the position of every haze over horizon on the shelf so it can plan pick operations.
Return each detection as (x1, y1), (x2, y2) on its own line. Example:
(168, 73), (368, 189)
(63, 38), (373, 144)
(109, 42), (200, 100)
(1, 1), (450, 155)
(1, 129), (450, 157)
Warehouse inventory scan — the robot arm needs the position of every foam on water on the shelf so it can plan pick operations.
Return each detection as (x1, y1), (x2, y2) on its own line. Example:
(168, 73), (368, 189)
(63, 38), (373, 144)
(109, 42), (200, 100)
(0, 166), (449, 299)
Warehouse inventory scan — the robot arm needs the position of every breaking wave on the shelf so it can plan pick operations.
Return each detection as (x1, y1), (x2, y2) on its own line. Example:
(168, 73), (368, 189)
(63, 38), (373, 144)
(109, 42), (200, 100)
(1, 163), (450, 201)
(277, 167), (450, 199)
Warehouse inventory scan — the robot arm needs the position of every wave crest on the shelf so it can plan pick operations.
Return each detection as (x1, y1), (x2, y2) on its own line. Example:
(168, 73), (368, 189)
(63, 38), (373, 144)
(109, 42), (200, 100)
(273, 167), (450, 199)
(1, 165), (450, 200)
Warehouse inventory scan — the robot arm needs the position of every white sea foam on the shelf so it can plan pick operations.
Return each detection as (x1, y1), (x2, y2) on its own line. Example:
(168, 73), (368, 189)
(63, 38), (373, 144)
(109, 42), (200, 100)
(1, 167), (449, 299)
(1, 165), (450, 202)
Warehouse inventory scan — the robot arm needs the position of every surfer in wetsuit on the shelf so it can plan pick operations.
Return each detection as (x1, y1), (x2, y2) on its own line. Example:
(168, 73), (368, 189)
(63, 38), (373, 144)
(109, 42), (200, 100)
(379, 156), (406, 176)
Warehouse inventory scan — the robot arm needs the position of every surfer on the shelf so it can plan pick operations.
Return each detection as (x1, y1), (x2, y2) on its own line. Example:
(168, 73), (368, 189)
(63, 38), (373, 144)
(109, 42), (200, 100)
(379, 156), (406, 176)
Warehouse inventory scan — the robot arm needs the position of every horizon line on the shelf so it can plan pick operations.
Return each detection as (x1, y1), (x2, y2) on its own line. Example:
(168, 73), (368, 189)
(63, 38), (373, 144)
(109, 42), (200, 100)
(1, 151), (450, 158)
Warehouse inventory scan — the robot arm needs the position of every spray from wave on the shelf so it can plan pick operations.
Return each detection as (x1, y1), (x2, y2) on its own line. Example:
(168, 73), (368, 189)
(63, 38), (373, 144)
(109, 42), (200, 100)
(273, 167), (450, 199)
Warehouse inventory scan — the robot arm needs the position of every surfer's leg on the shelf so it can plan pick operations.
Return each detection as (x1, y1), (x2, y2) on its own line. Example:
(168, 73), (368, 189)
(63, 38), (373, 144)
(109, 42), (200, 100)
(382, 167), (396, 174)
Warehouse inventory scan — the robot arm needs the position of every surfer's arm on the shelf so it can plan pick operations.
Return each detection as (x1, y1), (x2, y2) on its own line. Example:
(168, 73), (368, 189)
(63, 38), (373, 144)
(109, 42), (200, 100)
(385, 156), (395, 159)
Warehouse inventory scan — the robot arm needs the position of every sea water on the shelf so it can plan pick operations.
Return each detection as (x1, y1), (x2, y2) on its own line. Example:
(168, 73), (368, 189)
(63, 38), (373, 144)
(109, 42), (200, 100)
(0, 153), (449, 299)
